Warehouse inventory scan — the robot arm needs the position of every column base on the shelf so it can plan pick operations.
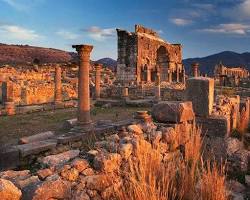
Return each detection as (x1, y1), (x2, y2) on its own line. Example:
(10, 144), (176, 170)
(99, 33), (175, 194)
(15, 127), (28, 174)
(77, 120), (94, 132)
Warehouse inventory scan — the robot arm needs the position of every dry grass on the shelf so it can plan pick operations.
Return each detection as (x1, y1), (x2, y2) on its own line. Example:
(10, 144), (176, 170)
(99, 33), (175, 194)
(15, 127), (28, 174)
(117, 125), (227, 200)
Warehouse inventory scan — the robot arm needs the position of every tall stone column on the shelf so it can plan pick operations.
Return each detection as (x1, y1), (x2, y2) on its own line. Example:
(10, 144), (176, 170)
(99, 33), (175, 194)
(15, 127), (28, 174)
(168, 70), (172, 83)
(155, 73), (161, 101)
(192, 62), (199, 77)
(146, 68), (151, 83)
(72, 44), (93, 125)
(95, 63), (102, 100)
(54, 64), (62, 104)
(176, 69), (180, 83)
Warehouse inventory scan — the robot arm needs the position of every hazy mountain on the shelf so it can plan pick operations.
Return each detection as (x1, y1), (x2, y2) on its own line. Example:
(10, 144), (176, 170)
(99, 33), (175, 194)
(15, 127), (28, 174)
(0, 44), (249, 75)
(94, 58), (117, 71)
(183, 51), (250, 75)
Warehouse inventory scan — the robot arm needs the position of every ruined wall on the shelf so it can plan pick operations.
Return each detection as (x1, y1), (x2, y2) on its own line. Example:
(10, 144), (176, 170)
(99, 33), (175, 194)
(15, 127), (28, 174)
(116, 25), (184, 84)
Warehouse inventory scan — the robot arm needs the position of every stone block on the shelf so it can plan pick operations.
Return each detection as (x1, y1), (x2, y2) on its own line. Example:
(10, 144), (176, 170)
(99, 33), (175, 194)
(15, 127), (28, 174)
(19, 131), (55, 144)
(0, 147), (20, 170)
(196, 115), (230, 137)
(16, 140), (57, 157)
(152, 101), (195, 123)
(186, 77), (214, 117)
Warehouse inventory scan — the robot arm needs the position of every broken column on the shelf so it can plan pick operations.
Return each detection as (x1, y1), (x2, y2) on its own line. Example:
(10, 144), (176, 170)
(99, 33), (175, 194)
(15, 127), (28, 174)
(54, 64), (62, 104)
(154, 73), (161, 101)
(192, 62), (199, 77)
(2, 81), (15, 115)
(122, 87), (129, 101)
(186, 77), (214, 117)
(72, 44), (93, 125)
(95, 63), (102, 100)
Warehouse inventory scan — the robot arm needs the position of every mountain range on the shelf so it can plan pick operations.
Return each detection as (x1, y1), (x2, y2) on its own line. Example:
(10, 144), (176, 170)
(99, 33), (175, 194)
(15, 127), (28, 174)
(0, 44), (249, 75)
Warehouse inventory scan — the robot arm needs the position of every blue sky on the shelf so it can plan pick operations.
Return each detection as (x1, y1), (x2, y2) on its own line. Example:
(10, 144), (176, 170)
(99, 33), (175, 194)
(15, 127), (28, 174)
(0, 0), (250, 60)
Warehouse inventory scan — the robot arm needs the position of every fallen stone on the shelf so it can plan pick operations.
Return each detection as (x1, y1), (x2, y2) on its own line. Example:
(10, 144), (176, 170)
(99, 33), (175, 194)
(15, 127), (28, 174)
(71, 159), (89, 173)
(81, 168), (95, 176)
(23, 176), (71, 200)
(40, 150), (80, 167)
(93, 153), (122, 173)
(36, 169), (53, 180)
(127, 124), (143, 135)
(84, 174), (113, 192)
(72, 191), (90, 200)
(0, 178), (22, 200)
(152, 101), (194, 123)
(60, 167), (79, 181)
(16, 141), (57, 157)
(19, 131), (55, 144)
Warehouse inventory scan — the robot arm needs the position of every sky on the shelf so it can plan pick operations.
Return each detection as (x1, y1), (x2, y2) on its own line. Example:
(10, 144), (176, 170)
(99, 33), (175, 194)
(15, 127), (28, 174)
(0, 0), (250, 60)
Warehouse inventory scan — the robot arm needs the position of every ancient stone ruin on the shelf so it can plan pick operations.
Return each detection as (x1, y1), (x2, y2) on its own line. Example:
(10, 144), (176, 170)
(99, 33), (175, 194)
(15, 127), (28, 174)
(0, 24), (250, 200)
(116, 25), (184, 85)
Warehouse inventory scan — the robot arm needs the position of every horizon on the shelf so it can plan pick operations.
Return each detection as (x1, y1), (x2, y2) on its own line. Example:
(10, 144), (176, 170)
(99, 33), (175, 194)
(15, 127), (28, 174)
(0, 0), (250, 60)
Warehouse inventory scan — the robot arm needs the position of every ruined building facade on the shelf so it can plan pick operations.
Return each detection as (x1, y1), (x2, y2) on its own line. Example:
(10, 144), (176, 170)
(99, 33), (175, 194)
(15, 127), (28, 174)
(214, 62), (249, 87)
(116, 25), (184, 85)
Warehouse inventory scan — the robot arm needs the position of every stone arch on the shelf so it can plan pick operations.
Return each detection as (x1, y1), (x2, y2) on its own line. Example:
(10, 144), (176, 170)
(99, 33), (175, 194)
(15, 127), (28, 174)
(156, 46), (169, 82)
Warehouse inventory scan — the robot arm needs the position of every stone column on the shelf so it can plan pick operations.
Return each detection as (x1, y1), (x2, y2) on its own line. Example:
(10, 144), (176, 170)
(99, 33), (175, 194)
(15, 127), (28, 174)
(122, 87), (129, 100)
(155, 73), (161, 101)
(168, 70), (172, 83)
(95, 63), (102, 100)
(72, 44), (93, 125)
(146, 68), (151, 83)
(176, 69), (180, 83)
(54, 64), (62, 104)
(182, 69), (186, 84)
(192, 62), (199, 77)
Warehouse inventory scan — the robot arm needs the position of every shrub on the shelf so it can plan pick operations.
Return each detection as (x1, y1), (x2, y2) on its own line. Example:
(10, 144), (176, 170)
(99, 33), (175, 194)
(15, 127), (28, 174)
(117, 125), (227, 200)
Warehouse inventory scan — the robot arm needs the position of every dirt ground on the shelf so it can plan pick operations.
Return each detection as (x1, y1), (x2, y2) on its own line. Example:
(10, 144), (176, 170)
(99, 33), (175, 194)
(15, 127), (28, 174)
(0, 106), (150, 147)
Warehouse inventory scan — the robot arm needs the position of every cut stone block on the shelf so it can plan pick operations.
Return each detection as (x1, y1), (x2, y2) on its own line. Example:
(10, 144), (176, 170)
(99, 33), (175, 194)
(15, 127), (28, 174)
(16, 140), (57, 157)
(63, 118), (77, 129)
(40, 150), (80, 167)
(196, 115), (230, 137)
(152, 101), (195, 123)
(0, 146), (20, 170)
(19, 131), (55, 144)
(186, 77), (214, 117)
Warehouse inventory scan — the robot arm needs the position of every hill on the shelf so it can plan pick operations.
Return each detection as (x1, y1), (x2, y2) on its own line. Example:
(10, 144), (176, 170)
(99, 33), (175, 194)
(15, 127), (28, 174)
(183, 51), (250, 75)
(0, 43), (76, 65)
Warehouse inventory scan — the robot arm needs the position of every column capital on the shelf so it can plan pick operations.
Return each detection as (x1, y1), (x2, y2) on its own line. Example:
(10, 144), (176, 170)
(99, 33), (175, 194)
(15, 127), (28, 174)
(72, 44), (93, 55)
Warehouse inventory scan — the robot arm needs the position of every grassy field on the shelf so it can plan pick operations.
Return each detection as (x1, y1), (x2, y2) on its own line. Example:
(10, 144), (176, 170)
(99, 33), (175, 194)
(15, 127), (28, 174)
(0, 106), (149, 147)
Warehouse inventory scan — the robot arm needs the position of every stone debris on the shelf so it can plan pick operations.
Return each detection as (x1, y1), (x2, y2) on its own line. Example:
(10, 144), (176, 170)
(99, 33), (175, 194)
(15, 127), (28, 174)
(40, 150), (80, 167)
(0, 178), (22, 200)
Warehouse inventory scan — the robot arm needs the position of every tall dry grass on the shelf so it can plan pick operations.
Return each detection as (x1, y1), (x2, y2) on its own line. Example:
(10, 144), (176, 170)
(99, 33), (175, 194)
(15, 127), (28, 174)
(117, 125), (227, 200)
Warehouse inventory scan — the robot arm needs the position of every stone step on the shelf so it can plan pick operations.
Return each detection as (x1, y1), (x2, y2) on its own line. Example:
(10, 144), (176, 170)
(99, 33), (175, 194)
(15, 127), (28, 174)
(19, 131), (55, 144)
(16, 140), (57, 157)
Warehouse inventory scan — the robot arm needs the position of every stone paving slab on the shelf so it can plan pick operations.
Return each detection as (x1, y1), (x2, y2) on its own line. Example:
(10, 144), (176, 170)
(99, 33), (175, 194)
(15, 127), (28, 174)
(16, 140), (57, 157)
(19, 131), (55, 144)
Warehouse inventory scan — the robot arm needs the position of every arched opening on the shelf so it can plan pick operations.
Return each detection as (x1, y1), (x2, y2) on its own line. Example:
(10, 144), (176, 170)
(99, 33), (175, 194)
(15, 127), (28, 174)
(156, 46), (169, 82)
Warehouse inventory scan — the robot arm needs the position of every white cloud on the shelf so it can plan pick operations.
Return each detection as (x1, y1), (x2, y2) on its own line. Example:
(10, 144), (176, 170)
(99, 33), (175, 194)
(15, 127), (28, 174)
(199, 23), (250, 35)
(0, 25), (41, 40)
(170, 18), (193, 26)
(1, 0), (44, 11)
(56, 30), (79, 40)
(223, 0), (250, 20)
(83, 26), (115, 41)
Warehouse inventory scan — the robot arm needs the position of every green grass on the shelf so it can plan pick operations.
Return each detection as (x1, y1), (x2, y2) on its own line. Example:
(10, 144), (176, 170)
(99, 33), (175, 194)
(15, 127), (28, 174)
(0, 106), (150, 146)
